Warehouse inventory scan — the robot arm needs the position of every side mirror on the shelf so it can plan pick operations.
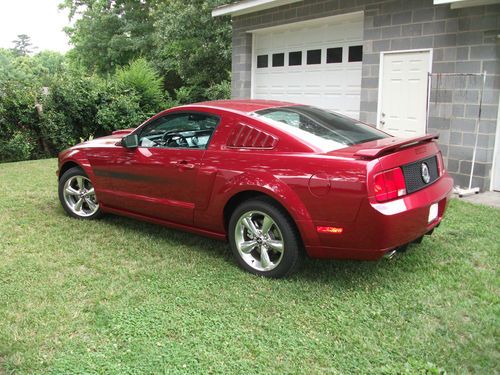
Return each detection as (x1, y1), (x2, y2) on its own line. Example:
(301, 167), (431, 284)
(122, 134), (139, 148)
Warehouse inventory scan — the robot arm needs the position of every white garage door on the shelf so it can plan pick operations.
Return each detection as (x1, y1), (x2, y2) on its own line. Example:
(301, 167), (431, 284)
(252, 12), (364, 119)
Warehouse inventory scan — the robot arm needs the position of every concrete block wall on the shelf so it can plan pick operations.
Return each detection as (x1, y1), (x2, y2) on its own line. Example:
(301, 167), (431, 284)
(231, 0), (500, 190)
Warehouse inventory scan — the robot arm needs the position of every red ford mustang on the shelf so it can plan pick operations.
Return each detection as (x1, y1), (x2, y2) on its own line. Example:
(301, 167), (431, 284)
(57, 100), (453, 277)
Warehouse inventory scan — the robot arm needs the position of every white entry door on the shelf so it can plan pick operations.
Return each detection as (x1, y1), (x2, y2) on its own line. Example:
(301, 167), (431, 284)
(378, 50), (431, 138)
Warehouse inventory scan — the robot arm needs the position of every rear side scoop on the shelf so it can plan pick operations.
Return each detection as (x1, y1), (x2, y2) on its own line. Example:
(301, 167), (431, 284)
(354, 134), (439, 159)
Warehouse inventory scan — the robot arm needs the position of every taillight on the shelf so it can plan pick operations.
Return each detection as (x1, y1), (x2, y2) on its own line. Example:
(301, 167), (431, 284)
(373, 167), (407, 202)
(437, 151), (445, 176)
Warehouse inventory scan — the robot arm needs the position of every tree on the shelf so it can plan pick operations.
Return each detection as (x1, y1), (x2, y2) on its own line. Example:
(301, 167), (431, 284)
(154, 0), (232, 89)
(11, 34), (36, 56)
(60, 0), (159, 74)
(60, 0), (233, 101)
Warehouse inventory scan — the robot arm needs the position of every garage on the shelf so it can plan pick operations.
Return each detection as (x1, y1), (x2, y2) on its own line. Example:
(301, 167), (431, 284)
(251, 12), (364, 119)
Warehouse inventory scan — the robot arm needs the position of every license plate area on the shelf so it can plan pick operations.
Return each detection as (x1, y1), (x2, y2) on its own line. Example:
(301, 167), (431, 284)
(428, 203), (438, 223)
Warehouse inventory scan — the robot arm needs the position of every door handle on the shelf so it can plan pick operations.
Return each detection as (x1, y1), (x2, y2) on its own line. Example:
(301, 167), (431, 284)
(175, 160), (195, 170)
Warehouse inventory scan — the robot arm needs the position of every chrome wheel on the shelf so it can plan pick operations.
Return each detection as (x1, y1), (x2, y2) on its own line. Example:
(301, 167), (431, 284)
(234, 210), (285, 272)
(62, 175), (99, 217)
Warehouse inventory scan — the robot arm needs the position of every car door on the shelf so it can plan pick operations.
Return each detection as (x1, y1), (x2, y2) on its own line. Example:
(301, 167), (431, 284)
(97, 111), (220, 225)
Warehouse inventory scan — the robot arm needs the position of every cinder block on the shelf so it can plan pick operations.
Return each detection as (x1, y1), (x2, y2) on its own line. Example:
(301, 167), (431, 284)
(428, 117), (451, 129)
(479, 119), (497, 134)
(456, 47), (469, 61)
(381, 25), (401, 38)
(373, 14), (391, 27)
(450, 131), (463, 145)
(452, 104), (465, 117)
(457, 32), (483, 46)
(392, 11), (412, 25)
(434, 33), (457, 47)
(423, 21), (446, 35)
(445, 19), (459, 33)
(456, 61), (481, 73)
(451, 118), (476, 132)
(411, 36), (434, 48)
(448, 145), (474, 161)
(478, 134), (496, 148)
(470, 45), (499, 60)
(373, 39), (390, 52)
(402, 24), (423, 36)
(447, 158), (459, 172)
(364, 28), (382, 40)
(391, 38), (412, 50)
(413, 8), (434, 23)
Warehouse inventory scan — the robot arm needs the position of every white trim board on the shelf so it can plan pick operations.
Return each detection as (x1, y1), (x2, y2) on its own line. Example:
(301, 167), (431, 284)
(490, 94), (500, 191)
(212, 0), (300, 17)
(247, 11), (364, 34)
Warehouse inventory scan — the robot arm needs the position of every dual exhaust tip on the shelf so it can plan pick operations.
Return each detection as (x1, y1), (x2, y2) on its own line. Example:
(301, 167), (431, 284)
(383, 224), (439, 260)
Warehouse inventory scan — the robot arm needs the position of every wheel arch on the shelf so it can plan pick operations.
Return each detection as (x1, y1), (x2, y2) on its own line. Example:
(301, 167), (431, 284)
(58, 161), (82, 179)
(222, 188), (311, 252)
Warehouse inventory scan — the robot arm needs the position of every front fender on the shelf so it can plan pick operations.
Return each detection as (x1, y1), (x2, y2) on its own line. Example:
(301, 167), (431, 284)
(58, 148), (95, 182)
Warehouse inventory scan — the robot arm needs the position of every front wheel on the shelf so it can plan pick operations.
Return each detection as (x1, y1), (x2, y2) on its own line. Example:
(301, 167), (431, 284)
(58, 167), (102, 219)
(228, 197), (303, 278)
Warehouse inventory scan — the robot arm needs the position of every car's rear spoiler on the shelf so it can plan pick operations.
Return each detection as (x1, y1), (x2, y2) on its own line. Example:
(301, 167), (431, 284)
(354, 134), (439, 159)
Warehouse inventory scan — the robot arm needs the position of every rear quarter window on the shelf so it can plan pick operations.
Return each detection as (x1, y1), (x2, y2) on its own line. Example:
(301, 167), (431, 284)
(254, 106), (389, 151)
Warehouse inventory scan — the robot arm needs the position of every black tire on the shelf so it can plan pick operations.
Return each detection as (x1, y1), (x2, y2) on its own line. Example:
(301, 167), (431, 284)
(58, 167), (102, 220)
(228, 196), (304, 278)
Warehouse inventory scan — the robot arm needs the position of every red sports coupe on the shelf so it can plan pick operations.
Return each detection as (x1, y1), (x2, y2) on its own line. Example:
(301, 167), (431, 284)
(57, 100), (453, 277)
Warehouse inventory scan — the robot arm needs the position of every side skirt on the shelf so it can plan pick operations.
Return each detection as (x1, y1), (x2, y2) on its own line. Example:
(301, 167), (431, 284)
(100, 204), (227, 241)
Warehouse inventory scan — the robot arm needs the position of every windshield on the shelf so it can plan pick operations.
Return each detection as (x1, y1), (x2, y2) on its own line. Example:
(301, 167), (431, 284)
(254, 105), (389, 151)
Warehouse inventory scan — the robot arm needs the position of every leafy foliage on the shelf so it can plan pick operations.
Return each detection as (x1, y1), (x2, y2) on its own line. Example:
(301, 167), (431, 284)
(61, 0), (233, 99)
(60, 0), (160, 74)
(0, 1), (233, 162)
(0, 52), (167, 161)
(115, 58), (166, 115)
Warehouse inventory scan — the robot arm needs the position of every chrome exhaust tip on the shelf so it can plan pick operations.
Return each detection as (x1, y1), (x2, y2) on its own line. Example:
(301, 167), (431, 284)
(383, 249), (397, 260)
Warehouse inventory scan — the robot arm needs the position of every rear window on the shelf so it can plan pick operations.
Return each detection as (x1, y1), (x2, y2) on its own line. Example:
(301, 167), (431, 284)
(254, 105), (388, 151)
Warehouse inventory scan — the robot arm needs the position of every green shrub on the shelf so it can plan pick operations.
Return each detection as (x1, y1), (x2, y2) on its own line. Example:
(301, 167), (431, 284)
(0, 131), (36, 162)
(205, 80), (231, 101)
(96, 82), (146, 132)
(115, 58), (166, 115)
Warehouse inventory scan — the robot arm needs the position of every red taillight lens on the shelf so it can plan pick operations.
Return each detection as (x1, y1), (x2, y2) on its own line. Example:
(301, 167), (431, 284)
(373, 167), (407, 202)
(437, 151), (445, 176)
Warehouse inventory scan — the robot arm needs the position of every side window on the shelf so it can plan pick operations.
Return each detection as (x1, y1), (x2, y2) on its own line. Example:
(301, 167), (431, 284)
(138, 113), (219, 149)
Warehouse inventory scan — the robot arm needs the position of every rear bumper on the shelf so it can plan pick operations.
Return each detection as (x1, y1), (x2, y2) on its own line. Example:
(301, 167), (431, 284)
(304, 173), (454, 259)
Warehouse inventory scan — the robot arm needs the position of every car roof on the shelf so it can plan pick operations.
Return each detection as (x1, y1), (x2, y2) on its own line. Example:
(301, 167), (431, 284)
(179, 99), (299, 115)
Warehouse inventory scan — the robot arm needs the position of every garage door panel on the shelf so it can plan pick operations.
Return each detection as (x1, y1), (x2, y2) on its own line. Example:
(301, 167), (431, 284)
(252, 13), (363, 118)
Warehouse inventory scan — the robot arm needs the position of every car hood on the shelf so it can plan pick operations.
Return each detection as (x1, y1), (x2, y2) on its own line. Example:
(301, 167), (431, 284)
(72, 128), (135, 149)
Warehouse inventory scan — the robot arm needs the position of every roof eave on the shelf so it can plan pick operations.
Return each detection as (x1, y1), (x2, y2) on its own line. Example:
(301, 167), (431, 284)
(212, 0), (301, 17)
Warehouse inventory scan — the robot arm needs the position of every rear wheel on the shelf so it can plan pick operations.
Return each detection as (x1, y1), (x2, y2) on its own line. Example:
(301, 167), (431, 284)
(58, 167), (102, 219)
(228, 197), (303, 278)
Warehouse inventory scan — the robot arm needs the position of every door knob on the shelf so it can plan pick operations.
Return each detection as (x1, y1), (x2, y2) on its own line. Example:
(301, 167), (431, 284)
(176, 160), (195, 170)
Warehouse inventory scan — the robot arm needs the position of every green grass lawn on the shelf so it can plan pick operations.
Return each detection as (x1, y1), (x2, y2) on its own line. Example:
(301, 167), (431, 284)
(0, 159), (498, 374)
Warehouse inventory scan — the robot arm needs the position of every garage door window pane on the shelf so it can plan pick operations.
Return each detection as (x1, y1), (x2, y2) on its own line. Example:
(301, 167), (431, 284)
(288, 51), (302, 66)
(257, 55), (268, 68)
(348, 45), (363, 62)
(307, 49), (321, 65)
(326, 47), (342, 63)
(272, 53), (285, 67)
